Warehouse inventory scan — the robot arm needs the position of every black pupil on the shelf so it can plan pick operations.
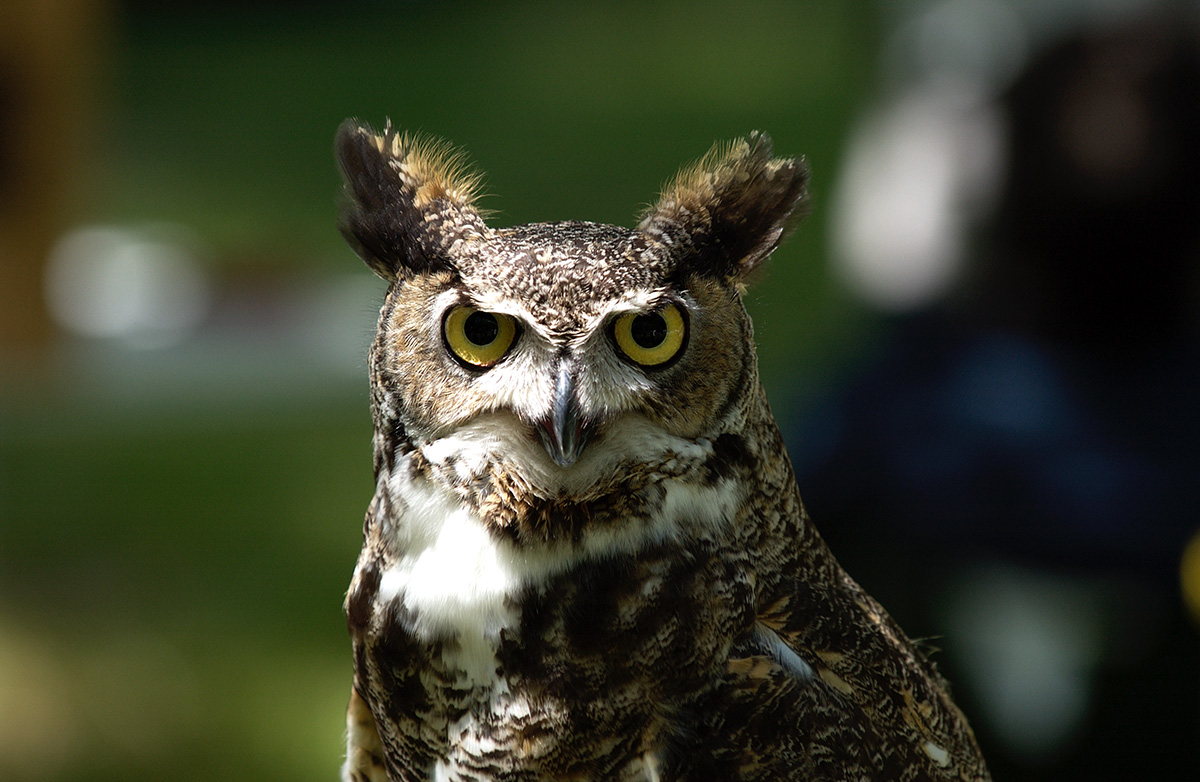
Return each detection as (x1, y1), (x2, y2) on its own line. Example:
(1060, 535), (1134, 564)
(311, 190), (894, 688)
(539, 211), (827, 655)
(631, 313), (667, 349)
(464, 311), (500, 346)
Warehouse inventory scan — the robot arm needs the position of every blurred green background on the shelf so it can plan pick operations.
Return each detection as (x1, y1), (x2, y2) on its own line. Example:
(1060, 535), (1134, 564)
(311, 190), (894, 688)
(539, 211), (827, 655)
(1, 2), (878, 780)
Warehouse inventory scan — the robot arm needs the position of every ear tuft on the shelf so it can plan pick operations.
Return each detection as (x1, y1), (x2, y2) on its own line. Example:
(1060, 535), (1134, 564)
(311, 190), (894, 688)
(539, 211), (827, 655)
(335, 119), (487, 281)
(638, 132), (809, 280)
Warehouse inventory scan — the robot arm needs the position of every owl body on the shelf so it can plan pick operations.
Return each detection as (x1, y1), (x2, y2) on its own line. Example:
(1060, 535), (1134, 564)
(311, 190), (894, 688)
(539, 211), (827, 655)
(336, 122), (989, 781)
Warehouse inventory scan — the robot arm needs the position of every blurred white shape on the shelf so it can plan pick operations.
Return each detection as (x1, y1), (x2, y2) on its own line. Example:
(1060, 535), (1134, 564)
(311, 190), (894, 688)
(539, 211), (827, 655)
(944, 563), (1105, 759)
(45, 224), (213, 349)
(830, 78), (1005, 312)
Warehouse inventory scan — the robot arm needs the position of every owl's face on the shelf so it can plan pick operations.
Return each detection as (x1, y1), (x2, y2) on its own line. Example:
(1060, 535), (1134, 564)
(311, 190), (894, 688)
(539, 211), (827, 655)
(371, 222), (753, 496)
(338, 122), (807, 500)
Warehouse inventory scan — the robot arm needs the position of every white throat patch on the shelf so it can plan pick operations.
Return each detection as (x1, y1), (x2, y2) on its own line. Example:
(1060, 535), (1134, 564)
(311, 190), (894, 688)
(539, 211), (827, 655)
(374, 423), (743, 687)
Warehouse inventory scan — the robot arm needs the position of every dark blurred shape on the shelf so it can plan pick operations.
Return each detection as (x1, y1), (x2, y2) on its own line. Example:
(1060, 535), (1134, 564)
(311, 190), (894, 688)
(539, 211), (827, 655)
(0, 0), (107, 352)
(988, 18), (1200, 351)
(791, 14), (1200, 781)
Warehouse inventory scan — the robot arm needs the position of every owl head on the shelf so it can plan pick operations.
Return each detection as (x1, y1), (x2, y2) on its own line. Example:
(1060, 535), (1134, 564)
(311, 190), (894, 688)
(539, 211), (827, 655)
(336, 120), (807, 510)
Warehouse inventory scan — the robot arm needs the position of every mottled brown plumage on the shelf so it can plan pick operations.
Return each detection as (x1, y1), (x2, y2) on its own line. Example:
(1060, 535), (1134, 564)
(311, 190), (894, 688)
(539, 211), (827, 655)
(335, 119), (990, 781)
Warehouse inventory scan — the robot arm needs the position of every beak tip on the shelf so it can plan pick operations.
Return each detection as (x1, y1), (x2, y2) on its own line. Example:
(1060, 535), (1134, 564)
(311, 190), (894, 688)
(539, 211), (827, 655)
(550, 450), (577, 468)
(536, 422), (586, 468)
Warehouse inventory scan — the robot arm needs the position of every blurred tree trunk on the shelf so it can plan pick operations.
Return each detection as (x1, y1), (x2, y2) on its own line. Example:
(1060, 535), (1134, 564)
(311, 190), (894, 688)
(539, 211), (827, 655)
(0, 0), (107, 351)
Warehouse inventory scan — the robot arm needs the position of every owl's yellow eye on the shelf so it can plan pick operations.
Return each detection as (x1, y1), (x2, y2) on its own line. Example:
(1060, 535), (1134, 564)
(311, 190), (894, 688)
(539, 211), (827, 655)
(443, 306), (518, 368)
(612, 304), (687, 367)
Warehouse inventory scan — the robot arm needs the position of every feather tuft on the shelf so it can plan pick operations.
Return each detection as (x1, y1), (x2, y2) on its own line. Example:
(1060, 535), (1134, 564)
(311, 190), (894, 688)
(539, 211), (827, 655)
(335, 119), (488, 280)
(638, 132), (809, 280)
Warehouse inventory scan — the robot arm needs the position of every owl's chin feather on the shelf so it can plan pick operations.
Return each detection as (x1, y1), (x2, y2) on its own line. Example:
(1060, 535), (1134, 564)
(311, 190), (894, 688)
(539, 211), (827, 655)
(386, 414), (743, 558)
(400, 410), (735, 548)
(417, 411), (712, 502)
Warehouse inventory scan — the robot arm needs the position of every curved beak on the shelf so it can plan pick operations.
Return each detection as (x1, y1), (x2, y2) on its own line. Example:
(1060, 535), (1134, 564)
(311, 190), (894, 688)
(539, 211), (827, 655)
(535, 362), (595, 467)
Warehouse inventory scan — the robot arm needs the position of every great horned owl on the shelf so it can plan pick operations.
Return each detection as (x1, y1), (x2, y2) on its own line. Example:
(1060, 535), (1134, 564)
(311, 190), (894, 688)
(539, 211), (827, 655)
(335, 119), (990, 782)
